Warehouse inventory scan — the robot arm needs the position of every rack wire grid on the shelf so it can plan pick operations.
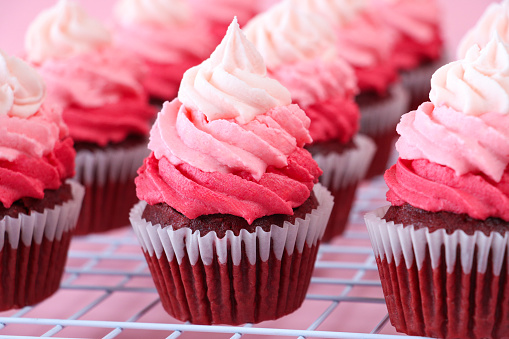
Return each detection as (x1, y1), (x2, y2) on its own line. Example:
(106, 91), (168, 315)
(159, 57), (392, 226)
(0, 176), (432, 339)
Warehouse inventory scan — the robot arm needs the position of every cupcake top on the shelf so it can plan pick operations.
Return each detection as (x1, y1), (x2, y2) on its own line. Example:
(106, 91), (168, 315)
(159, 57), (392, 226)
(372, 0), (443, 70)
(386, 35), (509, 221)
(0, 50), (75, 208)
(113, 0), (215, 100)
(289, 0), (397, 94)
(136, 19), (322, 224)
(244, 1), (359, 144)
(25, 0), (154, 146)
(457, 0), (509, 59)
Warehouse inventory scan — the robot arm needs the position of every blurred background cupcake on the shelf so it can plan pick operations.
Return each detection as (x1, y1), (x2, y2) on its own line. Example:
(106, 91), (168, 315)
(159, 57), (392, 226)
(244, 1), (375, 240)
(365, 36), (509, 338)
(0, 50), (84, 310)
(372, 0), (447, 112)
(130, 19), (333, 325)
(112, 0), (215, 105)
(24, 0), (155, 235)
(187, 0), (260, 47)
(289, 0), (409, 179)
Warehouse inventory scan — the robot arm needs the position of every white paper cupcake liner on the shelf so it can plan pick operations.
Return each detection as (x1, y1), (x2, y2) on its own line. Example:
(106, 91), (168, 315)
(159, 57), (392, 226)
(74, 143), (149, 186)
(0, 180), (85, 249)
(130, 183), (334, 266)
(359, 83), (410, 137)
(313, 134), (376, 191)
(365, 206), (509, 275)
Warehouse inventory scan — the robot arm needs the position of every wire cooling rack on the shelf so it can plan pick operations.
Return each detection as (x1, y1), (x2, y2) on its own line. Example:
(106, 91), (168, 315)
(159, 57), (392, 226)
(0, 176), (432, 339)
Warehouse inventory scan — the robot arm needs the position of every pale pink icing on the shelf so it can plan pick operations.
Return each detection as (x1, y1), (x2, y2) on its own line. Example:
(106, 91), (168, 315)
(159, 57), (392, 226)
(386, 159), (509, 221)
(372, 0), (443, 70)
(178, 19), (292, 124)
(113, 0), (215, 99)
(270, 60), (359, 143)
(0, 50), (46, 118)
(136, 19), (321, 223)
(187, 0), (259, 43)
(457, 0), (509, 59)
(396, 102), (509, 183)
(25, 0), (111, 64)
(36, 48), (154, 145)
(0, 104), (75, 208)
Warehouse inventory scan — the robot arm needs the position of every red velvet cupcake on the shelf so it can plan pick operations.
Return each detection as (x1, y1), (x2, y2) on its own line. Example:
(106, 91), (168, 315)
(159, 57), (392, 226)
(130, 19), (333, 325)
(25, 1), (155, 235)
(365, 36), (509, 338)
(0, 50), (84, 310)
(244, 3), (375, 240)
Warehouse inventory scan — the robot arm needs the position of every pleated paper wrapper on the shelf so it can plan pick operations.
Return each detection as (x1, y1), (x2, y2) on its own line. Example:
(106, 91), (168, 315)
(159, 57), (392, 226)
(130, 183), (334, 325)
(313, 134), (376, 241)
(73, 143), (149, 235)
(365, 206), (509, 338)
(359, 83), (409, 178)
(0, 180), (84, 310)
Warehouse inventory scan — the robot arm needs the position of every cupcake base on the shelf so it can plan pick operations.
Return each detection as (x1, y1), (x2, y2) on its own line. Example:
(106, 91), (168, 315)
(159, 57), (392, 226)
(365, 206), (509, 339)
(130, 184), (334, 325)
(0, 180), (84, 311)
(358, 84), (409, 179)
(74, 136), (149, 235)
(308, 135), (376, 241)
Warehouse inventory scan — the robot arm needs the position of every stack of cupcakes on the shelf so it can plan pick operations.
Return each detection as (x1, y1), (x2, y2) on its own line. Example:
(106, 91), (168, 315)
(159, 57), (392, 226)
(288, 0), (409, 178)
(25, 0), (155, 235)
(244, 1), (375, 240)
(365, 35), (509, 338)
(130, 19), (334, 325)
(112, 0), (215, 104)
(0, 50), (84, 310)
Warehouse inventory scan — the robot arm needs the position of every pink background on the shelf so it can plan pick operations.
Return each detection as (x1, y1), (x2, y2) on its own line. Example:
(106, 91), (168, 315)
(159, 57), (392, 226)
(0, 0), (496, 57)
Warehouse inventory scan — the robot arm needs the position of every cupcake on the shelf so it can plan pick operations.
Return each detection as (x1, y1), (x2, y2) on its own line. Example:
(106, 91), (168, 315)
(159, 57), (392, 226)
(372, 0), (446, 111)
(25, 0), (155, 235)
(290, 0), (409, 178)
(0, 50), (84, 310)
(130, 19), (334, 325)
(364, 36), (509, 338)
(457, 0), (509, 59)
(187, 0), (260, 46)
(113, 0), (216, 103)
(244, 2), (375, 240)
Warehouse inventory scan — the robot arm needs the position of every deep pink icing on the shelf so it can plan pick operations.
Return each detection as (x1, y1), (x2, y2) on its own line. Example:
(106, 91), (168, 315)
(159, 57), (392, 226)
(386, 158), (509, 222)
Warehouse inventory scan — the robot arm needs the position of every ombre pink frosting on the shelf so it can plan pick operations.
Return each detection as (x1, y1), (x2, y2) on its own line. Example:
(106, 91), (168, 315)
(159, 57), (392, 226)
(35, 48), (154, 146)
(0, 105), (75, 208)
(136, 100), (320, 223)
(270, 60), (359, 143)
(373, 0), (443, 70)
(136, 19), (321, 223)
(386, 38), (509, 221)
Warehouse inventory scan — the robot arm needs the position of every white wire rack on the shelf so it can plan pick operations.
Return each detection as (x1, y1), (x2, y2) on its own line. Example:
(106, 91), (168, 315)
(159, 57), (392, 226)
(0, 177), (432, 339)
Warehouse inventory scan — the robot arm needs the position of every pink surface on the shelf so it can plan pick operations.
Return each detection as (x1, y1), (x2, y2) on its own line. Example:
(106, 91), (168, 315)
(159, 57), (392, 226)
(0, 0), (495, 58)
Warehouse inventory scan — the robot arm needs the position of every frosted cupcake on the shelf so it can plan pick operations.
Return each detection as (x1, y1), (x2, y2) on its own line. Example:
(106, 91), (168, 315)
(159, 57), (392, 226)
(113, 0), (215, 103)
(25, 0), (155, 235)
(290, 0), (409, 178)
(187, 0), (260, 46)
(365, 36), (509, 338)
(0, 50), (84, 310)
(130, 19), (334, 325)
(457, 0), (509, 59)
(244, 2), (375, 240)
(372, 0), (446, 111)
